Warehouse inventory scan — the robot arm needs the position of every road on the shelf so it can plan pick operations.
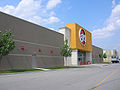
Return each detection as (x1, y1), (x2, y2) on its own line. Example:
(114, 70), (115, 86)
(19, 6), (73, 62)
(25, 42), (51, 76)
(0, 64), (120, 90)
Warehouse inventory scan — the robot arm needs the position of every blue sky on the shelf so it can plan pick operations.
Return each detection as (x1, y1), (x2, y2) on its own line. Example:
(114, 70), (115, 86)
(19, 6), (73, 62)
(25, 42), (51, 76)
(0, 0), (120, 55)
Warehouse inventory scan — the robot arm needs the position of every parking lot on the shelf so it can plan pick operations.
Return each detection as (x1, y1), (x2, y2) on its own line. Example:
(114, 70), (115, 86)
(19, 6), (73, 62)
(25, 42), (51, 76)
(0, 64), (120, 90)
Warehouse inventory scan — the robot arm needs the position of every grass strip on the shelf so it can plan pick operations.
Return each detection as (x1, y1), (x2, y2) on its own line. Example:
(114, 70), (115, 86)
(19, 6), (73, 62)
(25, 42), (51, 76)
(0, 68), (43, 74)
(44, 66), (86, 70)
(94, 62), (111, 64)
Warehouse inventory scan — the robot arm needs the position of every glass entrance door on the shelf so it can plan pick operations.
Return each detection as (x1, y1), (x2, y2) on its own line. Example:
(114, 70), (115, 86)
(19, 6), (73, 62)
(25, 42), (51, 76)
(78, 51), (86, 65)
(78, 58), (82, 65)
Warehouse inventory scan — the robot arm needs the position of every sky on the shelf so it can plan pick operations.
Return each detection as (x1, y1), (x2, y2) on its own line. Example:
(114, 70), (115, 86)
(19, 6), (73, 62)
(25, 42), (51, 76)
(0, 0), (120, 55)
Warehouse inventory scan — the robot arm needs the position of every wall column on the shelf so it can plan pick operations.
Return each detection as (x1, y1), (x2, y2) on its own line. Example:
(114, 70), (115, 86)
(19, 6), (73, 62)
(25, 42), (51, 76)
(71, 49), (78, 66)
(59, 27), (71, 66)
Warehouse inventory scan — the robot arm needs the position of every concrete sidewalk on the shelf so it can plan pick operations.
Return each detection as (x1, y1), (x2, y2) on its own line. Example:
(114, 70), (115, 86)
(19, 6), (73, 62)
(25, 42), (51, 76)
(35, 68), (50, 71)
(36, 64), (111, 71)
(80, 63), (111, 67)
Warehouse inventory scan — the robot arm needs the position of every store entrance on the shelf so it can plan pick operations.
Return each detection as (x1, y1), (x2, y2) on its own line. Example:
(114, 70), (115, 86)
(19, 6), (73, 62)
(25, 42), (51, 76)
(78, 51), (86, 65)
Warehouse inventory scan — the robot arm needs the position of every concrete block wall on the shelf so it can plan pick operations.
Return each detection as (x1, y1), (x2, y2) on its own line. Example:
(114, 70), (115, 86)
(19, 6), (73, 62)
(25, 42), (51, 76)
(0, 12), (64, 70)
(92, 45), (103, 63)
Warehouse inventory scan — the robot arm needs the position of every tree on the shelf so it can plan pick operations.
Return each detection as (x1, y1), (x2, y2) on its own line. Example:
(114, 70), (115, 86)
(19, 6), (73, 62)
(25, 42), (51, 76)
(61, 39), (72, 66)
(99, 53), (103, 58)
(0, 30), (16, 63)
(103, 53), (107, 58)
(103, 53), (107, 61)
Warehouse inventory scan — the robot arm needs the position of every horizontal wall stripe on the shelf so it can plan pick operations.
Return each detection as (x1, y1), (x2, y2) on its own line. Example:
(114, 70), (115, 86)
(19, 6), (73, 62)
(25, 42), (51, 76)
(9, 54), (63, 58)
(9, 54), (31, 57)
(13, 39), (61, 49)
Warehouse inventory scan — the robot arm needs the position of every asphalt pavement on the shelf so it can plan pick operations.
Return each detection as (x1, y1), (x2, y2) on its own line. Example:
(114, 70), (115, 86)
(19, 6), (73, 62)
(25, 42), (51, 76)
(0, 63), (120, 90)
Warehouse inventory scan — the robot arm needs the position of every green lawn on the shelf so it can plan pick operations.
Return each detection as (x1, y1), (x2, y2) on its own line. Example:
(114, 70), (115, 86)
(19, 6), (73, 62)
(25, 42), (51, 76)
(0, 66), (87, 74)
(44, 66), (87, 70)
(0, 69), (43, 74)
(94, 62), (111, 64)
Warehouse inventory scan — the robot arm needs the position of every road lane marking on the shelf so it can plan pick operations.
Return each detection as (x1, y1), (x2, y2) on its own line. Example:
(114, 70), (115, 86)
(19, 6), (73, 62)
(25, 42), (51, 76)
(90, 66), (120, 90)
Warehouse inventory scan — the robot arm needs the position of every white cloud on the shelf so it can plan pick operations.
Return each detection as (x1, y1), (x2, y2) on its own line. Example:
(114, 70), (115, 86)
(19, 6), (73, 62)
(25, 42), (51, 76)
(0, 0), (61, 25)
(49, 11), (56, 16)
(29, 16), (60, 25)
(47, 16), (60, 23)
(92, 3), (120, 39)
(46, 0), (61, 10)
(15, 0), (41, 18)
(112, 0), (116, 8)
(0, 5), (15, 14)
(0, 0), (41, 18)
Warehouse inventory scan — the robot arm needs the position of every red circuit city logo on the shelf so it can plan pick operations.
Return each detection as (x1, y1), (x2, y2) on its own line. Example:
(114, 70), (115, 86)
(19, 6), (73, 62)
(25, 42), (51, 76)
(79, 28), (86, 46)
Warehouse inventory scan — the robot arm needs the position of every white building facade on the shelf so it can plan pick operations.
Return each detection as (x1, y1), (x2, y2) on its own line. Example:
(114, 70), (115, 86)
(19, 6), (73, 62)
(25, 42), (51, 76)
(103, 49), (119, 62)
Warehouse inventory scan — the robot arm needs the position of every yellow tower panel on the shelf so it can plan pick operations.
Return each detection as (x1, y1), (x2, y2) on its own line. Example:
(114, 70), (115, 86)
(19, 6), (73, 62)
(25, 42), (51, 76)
(66, 23), (92, 52)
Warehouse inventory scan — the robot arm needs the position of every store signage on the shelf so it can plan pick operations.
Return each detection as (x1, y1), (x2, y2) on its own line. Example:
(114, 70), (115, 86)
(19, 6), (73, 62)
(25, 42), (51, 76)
(79, 28), (86, 46)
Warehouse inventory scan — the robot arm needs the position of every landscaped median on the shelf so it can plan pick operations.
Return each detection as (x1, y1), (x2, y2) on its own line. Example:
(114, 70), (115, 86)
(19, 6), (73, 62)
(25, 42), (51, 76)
(0, 66), (87, 74)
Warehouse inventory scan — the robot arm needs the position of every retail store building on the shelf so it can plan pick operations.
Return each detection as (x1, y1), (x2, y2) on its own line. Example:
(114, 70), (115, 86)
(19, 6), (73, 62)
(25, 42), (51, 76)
(0, 12), (106, 69)
(0, 12), (64, 70)
(59, 23), (92, 66)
